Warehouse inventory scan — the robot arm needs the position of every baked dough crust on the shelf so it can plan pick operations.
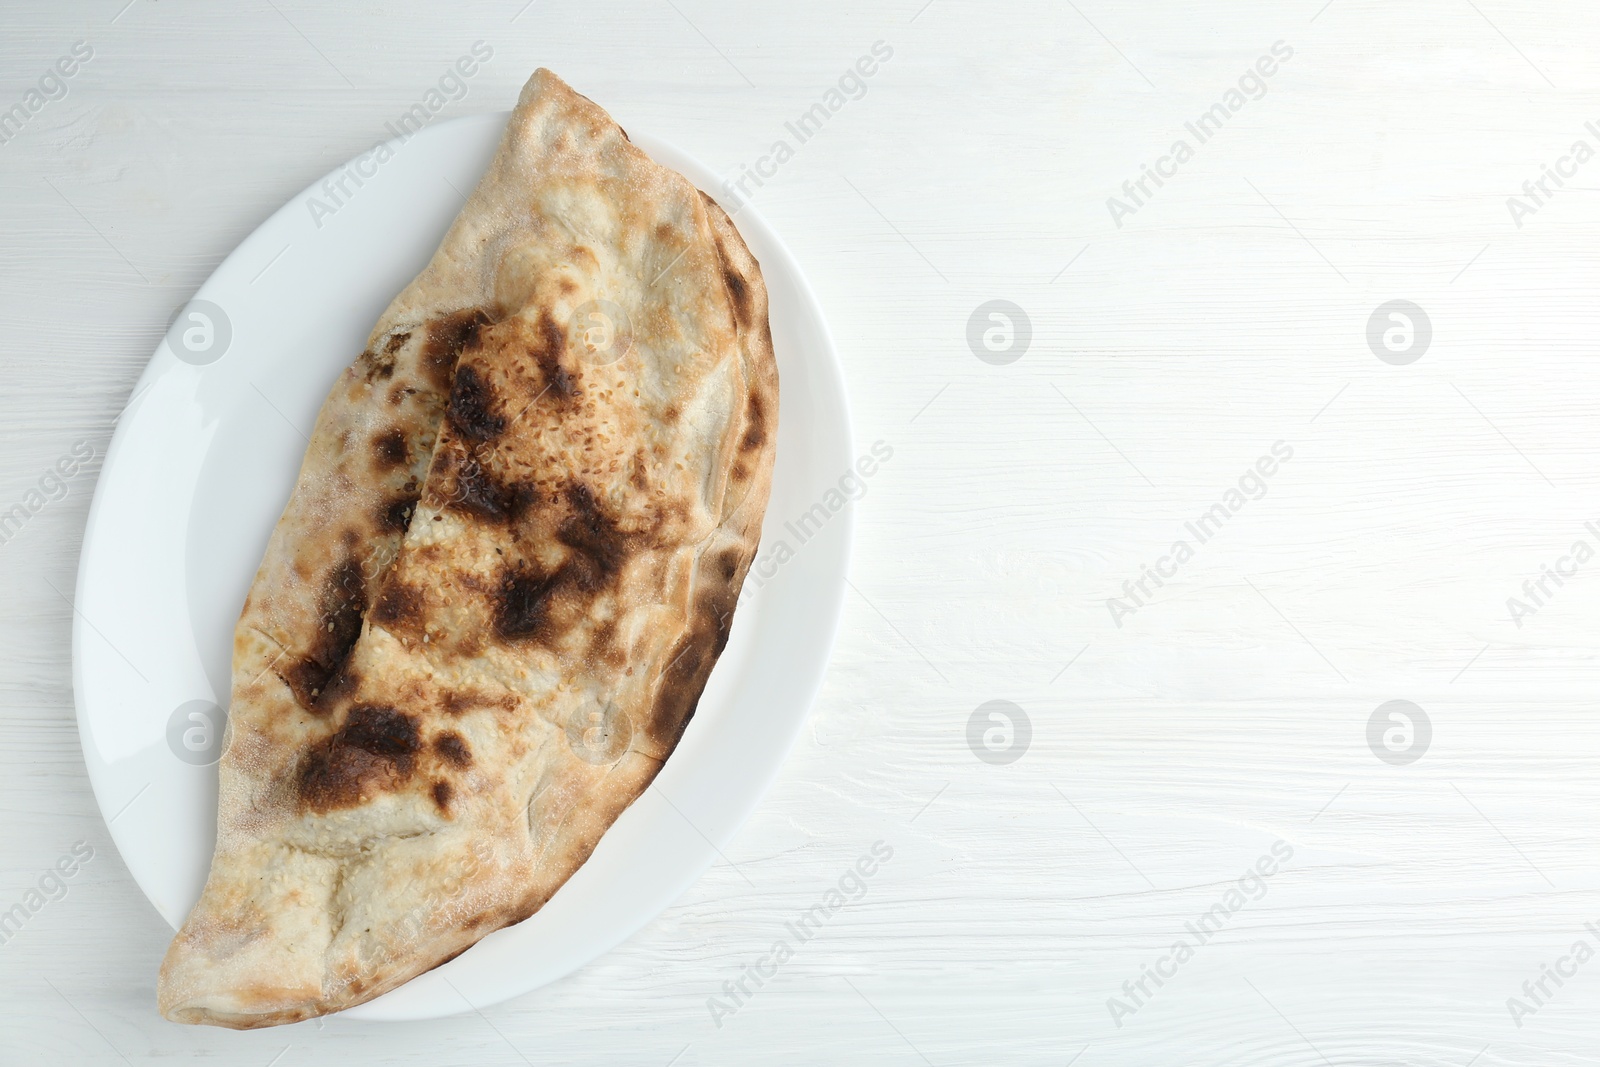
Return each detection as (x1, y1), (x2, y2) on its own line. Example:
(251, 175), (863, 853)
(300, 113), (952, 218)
(157, 68), (777, 1028)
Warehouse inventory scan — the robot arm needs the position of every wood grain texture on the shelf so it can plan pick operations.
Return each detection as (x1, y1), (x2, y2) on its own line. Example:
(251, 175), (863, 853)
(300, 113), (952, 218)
(4, 0), (1600, 1062)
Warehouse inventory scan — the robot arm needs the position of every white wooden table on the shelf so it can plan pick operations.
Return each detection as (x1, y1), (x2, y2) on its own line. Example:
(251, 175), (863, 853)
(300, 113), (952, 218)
(5, 1), (1600, 1063)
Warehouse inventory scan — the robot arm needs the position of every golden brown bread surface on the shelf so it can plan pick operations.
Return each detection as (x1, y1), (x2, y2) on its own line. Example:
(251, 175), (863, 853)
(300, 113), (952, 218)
(157, 68), (777, 1028)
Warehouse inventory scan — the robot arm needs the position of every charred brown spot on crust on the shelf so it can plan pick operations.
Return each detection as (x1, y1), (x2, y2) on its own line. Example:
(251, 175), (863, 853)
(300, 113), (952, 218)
(591, 617), (621, 666)
(423, 307), (494, 390)
(381, 495), (419, 532)
(279, 559), (366, 713)
(434, 732), (472, 768)
(438, 448), (537, 523)
(456, 630), (487, 660)
(732, 461), (748, 481)
(446, 364), (506, 443)
(558, 278), (577, 296)
(372, 578), (423, 633)
(441, 689), (516, 715)
(493, 567), (560, 640)
(298, 705), (420, 811)
(558, 483), (627, 587)
(358, 330), (411, 382)
(717, 548), (741, 582)
(649, 586), (738, 744)
(317, 663), (361, 710)
(740, 393), (766, 452)
(432, 780), (453, 811)
(532, 311), (576, 401)
(702, 587), (738, 658)
(374, 429), (408, 469)
(492, 483), (631, 644)
(723, 265), (752, 326)
(279, 659), (331, 715)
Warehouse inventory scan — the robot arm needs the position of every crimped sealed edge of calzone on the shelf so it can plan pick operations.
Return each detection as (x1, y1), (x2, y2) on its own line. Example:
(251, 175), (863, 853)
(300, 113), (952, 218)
(157, 68), (778, 1028)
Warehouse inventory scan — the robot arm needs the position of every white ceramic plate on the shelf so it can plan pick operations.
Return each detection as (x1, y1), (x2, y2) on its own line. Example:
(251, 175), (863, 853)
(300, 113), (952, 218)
(72, 113), (852, 1020)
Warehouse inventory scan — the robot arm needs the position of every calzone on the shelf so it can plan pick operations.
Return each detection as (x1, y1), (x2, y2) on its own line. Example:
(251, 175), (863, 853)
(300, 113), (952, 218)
(157, 68), (777, 1028)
